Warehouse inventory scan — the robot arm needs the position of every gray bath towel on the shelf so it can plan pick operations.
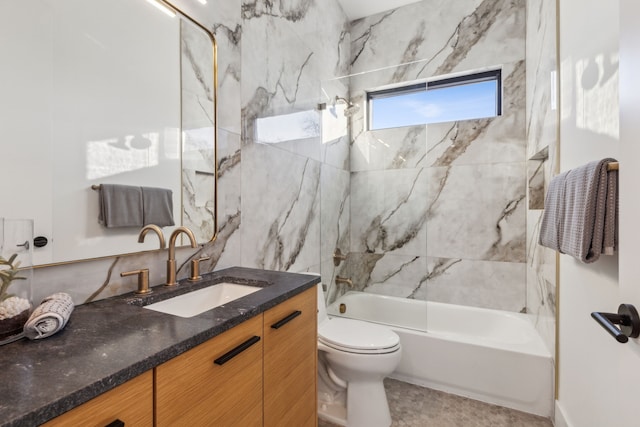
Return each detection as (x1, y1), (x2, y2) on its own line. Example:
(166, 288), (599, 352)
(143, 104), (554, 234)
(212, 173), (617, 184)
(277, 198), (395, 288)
(98, 184), (144, 228)
(539, 158), (618, 263)
(141, 186), (175, 227)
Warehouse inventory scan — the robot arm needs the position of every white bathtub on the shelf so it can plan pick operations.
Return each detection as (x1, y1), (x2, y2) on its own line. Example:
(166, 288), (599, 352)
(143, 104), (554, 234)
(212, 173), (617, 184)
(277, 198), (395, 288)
(326, 292), (554, 418)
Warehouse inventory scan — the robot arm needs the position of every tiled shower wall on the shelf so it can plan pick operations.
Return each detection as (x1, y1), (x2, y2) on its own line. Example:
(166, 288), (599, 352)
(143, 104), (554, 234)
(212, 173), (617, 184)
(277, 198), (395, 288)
(238, 1), (350, 277)
(326, 0), (529, 312)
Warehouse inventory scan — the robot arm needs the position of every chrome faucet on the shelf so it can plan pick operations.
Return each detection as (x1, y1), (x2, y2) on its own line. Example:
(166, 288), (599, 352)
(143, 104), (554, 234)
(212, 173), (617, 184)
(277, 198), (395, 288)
(166, 226), (198, 286)
(138, 224), (166, 249)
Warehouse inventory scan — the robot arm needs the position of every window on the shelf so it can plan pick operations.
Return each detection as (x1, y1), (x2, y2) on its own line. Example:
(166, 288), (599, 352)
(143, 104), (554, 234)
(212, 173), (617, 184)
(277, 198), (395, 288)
(367, 70), (502, 130)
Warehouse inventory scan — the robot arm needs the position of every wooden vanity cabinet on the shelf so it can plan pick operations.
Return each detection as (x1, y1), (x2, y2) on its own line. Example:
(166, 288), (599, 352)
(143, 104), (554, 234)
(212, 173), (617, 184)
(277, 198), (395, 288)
(42, 370), (153, 427)
(263, 286), (317, 427)
(44, 286), (317, 427)
(155, 314), (263, 427)
(154, 287), (317, 427)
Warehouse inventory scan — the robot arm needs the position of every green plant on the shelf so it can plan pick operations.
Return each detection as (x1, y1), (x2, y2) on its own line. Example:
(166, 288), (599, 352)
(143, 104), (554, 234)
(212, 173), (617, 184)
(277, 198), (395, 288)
(0, 254), (26, 302)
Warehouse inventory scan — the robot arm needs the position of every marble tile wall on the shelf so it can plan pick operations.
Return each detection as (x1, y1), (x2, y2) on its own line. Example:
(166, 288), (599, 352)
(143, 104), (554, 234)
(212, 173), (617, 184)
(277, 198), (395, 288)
(239, 1), (350, 282)
(330, 0), (528, 312)
(525, 0), (558, 355)
(348, 0), (525, 93)
(183, 0), (243, 272)
(181, 20), (217, 243)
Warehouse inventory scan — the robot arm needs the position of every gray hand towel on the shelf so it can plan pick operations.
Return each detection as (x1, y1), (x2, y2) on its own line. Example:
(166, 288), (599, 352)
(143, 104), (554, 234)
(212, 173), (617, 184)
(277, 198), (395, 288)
(97, 184), (144, 228)
(539, 170), (569, 252)
(539, 158), (618, 263)
(141, 186), (175, 227)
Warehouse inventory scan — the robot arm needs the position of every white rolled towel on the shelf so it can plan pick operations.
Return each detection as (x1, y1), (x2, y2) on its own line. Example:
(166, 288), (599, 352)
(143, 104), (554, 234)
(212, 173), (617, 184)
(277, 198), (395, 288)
(23, 293), (74, 340)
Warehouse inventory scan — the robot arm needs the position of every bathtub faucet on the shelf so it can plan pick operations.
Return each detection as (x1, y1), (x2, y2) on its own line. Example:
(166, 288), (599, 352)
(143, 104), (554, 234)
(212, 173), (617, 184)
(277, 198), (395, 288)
(335, 276), (353, 287)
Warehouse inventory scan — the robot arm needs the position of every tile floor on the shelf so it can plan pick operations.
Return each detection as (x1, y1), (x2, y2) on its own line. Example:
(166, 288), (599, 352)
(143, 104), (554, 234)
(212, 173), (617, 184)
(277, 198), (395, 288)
(318, 379), (553, 427)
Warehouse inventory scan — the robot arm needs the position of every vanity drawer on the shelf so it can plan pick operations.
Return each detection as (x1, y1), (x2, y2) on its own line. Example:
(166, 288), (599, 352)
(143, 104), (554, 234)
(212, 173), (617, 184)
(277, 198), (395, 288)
(42, 370), (152, 427)
(263, 287), (317, 427)
(155, 314), (263, 427)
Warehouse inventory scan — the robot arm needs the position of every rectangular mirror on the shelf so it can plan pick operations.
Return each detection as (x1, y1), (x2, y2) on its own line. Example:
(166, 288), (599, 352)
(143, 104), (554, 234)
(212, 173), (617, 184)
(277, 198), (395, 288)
(0, 0), (217, 266)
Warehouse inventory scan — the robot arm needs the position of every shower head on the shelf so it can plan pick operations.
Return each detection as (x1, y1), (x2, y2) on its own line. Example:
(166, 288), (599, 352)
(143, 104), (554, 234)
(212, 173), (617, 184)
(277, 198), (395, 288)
(335, 96), (360, 117)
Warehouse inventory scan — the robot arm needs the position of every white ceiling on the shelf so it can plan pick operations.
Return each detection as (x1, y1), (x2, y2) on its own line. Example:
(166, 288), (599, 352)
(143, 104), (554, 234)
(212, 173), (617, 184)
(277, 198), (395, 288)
(337, 0), (422, 21)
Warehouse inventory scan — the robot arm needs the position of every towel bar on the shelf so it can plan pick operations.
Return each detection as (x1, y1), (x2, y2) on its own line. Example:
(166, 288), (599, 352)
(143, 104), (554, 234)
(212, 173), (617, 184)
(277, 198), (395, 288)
(91, 185), (101, 190)
(607, 162), (619, 171)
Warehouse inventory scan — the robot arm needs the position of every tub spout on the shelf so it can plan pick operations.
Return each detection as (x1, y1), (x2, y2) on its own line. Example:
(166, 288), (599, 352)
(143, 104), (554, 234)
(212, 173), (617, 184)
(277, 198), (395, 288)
(335, 276), (353, 287)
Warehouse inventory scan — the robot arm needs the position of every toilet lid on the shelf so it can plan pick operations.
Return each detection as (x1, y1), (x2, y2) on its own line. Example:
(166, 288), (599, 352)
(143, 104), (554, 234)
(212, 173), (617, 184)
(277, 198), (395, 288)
(318, 317), (400, 353)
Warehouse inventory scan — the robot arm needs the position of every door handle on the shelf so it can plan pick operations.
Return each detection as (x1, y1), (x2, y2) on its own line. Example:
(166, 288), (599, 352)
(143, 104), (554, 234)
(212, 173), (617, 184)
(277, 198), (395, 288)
(591, 304), (640, 343)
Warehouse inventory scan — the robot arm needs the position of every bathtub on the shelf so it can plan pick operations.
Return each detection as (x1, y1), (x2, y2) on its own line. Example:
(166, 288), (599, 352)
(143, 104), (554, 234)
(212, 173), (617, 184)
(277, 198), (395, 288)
(326, 292), (554, 418)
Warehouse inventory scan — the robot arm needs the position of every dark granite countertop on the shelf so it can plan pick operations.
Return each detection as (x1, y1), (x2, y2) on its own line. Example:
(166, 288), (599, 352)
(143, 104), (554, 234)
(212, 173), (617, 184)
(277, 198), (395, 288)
(0, 267), (319, 427)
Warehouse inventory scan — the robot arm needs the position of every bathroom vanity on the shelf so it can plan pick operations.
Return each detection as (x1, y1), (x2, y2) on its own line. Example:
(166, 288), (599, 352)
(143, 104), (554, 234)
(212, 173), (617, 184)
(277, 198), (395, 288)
(0, 267), (319, 427)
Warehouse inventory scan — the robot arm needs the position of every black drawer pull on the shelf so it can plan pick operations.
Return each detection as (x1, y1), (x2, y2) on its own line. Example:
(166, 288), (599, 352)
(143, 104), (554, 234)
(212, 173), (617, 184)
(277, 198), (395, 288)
(105, 420), (124, 427)
(271, 310), (302, 329)
(214, 335), (261, 365)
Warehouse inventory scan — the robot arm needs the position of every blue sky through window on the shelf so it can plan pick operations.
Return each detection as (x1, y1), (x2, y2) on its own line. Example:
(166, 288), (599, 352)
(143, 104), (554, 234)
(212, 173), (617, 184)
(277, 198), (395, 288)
(370, 79), (499, 130)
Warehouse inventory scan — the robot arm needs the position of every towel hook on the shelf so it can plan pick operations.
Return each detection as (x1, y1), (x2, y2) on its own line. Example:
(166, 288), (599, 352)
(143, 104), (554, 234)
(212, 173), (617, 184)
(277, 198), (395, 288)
(591, 304), (640, 343)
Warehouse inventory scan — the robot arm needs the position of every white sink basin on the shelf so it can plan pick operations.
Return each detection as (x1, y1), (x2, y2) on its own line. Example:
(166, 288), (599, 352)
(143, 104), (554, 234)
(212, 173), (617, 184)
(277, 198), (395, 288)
(144, 283), (261, 318)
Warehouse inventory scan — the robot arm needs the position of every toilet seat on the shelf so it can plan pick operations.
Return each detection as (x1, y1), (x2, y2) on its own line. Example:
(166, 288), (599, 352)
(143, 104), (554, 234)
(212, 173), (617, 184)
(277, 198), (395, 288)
(319, 317), (400, 354)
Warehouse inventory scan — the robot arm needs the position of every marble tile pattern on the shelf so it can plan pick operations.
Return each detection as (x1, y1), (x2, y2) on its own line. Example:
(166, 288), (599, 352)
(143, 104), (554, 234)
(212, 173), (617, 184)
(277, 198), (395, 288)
(318, 378), (553, 427)
(240, 0), (350, 279)
(184, 0), (244, 273)
(181, 20), (217, 243)
(525, 0), (558, 355)
(349, 0), (525, 90)
(336, 0), (527, 312)
(241, 142), (321, 272)
(528, 158), (546, 210)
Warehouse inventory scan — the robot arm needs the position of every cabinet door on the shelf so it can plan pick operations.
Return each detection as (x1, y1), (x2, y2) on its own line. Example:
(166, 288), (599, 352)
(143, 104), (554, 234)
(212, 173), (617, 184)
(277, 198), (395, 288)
(155, 314), (263, 427)
(263, 287), (317, 427)
(42, 370), (152, 427)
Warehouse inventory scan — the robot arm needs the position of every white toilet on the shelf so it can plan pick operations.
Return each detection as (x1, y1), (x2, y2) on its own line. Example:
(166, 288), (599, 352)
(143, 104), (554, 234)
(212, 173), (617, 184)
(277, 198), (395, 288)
(317, 284), (401, 427)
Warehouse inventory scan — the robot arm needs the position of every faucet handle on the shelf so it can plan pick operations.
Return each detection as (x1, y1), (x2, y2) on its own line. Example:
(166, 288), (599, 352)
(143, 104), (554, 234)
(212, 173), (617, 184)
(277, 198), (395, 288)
(333, 248), (347, 266)
(189, 256), (211, 282)
(121, 269), (152, 295)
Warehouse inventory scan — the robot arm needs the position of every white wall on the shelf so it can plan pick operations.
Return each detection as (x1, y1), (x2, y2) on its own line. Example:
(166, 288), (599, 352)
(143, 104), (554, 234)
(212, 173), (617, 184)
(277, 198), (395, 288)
(0, 2), (53, 262)
(556, 0), (620, 425)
